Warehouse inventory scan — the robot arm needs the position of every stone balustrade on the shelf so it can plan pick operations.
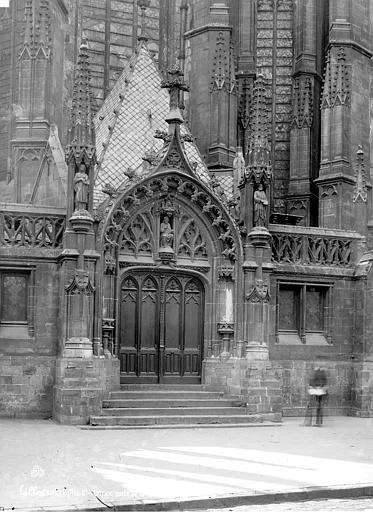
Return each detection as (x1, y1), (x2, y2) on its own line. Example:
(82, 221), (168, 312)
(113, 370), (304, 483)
(270, 224), (363, 267)
(0, 204), (65, 248)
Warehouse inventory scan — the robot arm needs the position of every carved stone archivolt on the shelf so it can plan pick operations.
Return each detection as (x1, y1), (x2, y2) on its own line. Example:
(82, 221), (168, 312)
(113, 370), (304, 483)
(102, 172), (240, 274)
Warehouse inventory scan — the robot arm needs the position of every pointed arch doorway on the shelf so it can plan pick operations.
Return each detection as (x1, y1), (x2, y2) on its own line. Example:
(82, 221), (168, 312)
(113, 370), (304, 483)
(119, 270), (204, 384)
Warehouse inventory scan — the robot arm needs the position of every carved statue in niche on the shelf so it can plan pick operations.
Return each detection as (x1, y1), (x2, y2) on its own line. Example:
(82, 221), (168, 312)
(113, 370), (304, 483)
(160, 215), (174, 249)
(74, 163), (89, 211)
(253, 183), (268, 227)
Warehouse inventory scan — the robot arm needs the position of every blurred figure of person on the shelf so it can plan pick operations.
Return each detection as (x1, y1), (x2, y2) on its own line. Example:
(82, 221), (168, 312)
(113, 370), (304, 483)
(304, 367), (328, 427)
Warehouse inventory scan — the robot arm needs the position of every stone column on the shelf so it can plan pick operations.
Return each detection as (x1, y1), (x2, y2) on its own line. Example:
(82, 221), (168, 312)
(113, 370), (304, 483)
(243, 228), (272, 361)
(216, 264), (235, 358)
(54, 41), (120, 425)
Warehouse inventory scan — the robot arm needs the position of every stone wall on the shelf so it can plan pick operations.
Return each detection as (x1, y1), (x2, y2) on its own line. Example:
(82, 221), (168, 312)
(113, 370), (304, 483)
(0, 355), (55, 418)
(203, 357), (365, 418)
(0, 241), (61, 418)
(280, 360), (352, 416)
(203, 358), (283, 421)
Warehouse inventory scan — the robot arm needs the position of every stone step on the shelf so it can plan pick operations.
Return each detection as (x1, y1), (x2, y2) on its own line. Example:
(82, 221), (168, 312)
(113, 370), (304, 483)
(82, 422), (282, 430)
(109, 390), (226, 400)
(90, 414), (265, 426)
(120, 384), (212, 391)
(101, 407), (248, 416)
(103, 398), (242, 408)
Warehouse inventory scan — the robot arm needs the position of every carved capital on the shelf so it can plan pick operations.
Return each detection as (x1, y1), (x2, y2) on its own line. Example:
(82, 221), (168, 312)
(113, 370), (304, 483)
(66, 269), (95, 295)
(246, 279), (270, 303)
(218, 265), (235, 280)
(217, 322), (234, 334)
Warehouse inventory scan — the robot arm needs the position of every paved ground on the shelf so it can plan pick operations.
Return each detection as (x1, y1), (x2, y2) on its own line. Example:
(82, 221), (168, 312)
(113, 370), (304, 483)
(1, 416), (373, 511)
(193, 497), (373, 511)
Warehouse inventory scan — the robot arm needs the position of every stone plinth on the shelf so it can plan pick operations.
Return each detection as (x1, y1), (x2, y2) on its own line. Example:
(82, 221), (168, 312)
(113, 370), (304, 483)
(63, 337), (93, 358)
(53, 357), (120, 425)
(246, 343), (269, 360)
(350, 361), (373, 417)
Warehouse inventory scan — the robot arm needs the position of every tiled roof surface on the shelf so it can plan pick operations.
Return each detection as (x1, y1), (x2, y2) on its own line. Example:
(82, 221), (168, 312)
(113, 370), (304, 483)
(48, 125), (67, 194)
(216, 175), (234, 201)
(93, 43), (210, 205)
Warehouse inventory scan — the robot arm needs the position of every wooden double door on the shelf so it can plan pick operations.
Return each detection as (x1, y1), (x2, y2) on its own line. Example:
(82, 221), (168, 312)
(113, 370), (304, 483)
(119, 271), (204, 383)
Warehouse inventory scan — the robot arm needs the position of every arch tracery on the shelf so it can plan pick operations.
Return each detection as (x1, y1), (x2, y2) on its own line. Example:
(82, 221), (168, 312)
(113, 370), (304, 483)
(101, 170), (242, 273)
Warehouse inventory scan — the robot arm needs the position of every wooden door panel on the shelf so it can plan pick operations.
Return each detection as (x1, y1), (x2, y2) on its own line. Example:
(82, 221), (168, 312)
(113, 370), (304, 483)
(120, 277), (137, 346)
(164, 277), (182, 350)
(163, 352), (182, 374)
(120, 277), (138, 376)
(121, 352), (137, 374)
(139, 276), (158, 349)
(120, 271), (204, 383)
(137, 276), (158, 378)
(184, 353), (200, 374)
(184, 280), (202, 349)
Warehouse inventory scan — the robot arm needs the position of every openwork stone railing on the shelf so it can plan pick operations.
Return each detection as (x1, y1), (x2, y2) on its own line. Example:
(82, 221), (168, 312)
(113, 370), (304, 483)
(0, 206), (65, 248)
(270, 225), (361, 267)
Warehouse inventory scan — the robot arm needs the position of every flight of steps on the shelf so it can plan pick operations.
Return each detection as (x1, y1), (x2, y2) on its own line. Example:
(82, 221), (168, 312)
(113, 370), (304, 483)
(89, 384), (281, 428)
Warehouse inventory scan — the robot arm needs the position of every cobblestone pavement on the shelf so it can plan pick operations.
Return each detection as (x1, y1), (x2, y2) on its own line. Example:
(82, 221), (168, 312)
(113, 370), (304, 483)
(192, 497), (373, 512)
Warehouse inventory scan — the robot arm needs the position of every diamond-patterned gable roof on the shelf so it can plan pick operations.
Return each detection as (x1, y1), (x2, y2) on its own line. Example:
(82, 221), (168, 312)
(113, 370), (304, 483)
(93, 43), (210, 205)
(94, 51), (135, 165)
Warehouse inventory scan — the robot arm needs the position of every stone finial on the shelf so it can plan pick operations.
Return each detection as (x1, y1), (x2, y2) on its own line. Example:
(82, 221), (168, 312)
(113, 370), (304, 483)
(246, 75), (272, 183)
(66, 37), (96, 219)
(66, 39), (96, 163)
(161, 67), (189, 126)
(138, 0), (150, 42)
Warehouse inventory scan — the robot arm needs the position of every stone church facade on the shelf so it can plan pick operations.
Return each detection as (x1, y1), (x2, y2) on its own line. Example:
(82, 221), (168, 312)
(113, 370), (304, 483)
(1, 0), (373, 423)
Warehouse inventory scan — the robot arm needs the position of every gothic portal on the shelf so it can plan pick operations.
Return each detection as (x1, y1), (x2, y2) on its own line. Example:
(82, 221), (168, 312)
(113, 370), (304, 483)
(2, 0), (373, 424)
